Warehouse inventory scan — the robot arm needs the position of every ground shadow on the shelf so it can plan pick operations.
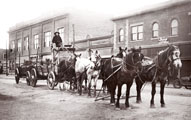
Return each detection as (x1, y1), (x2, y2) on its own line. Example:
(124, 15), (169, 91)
(0, 93), (16, 101)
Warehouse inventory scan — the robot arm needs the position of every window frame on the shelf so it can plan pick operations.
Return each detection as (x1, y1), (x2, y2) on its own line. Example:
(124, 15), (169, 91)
(152, 22), (159, 38)
(188, 12), (191, 34)
(12, 41), (15, 50)
(17, 39), (22, 52)
(131, 24), (143, 41)
(44, 31), (51, 47)
(171, 19), (178, 36)
(34, 34), (39, 49)
(24, 36), (29, 51)
(3, 53), (6, 59)
(58, 27), (64, 42)
(119, 28), (125, 42)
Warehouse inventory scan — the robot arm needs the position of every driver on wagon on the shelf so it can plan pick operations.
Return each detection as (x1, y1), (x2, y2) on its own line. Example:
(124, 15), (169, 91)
(51, 32), (62, 49)
(51, 32), (63, 74)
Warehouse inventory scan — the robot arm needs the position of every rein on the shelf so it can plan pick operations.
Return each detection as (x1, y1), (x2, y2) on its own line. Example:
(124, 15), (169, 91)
(59, 63), (74, 75)
(103, 66), (122, 82)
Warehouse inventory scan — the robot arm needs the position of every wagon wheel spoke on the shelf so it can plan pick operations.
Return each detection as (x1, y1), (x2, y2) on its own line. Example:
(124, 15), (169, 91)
(26, 71), (31, 86)
(47, 71), (56, 90)
(15, 68), (20, 84)
(31, 68), (37, 87)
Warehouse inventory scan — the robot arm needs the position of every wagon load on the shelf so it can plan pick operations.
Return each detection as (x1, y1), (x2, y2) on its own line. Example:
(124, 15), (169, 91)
(47, 45), (76, 90)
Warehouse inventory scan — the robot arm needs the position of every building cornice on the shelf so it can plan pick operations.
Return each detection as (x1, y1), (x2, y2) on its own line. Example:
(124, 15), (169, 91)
(112, 0), (191, 21)
(9, 14), (69, 33)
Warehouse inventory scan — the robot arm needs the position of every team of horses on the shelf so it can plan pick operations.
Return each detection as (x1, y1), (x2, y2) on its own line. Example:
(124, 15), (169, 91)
(56, 44), (182, 109)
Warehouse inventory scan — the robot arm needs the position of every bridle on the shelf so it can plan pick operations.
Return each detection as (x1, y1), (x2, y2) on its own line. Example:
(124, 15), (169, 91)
(131, 52), (143, 66)
(122, 52), (143, 73)
(157, 47), (181, 71)
(90, 54), (102, 70)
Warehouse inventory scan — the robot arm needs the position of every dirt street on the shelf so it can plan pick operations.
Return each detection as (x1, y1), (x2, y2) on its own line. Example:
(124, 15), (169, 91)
(0, 75), (191, 120)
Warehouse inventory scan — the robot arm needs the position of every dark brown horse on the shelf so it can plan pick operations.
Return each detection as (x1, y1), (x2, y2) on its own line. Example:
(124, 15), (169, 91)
(135, 44), (182, 107)
(56, 55), (77, 90)
(100, 47), (127, 93)
(102, 47), (144, 108)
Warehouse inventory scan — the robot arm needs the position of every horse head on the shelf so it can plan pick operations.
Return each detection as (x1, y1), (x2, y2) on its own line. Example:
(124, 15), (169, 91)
(167, 44), (182, 69)
(73, 53), (81, 63)
(89, 50), (102, 70)
(156, 45), (182, 80)
(116, 47), (127, 58)
(124, 46), (144, 72)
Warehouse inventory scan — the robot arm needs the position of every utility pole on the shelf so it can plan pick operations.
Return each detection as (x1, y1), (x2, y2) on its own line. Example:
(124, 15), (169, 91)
(72, 24), (75, 48)
(28, 38), (31, 61)
(6, 39), (8, 76)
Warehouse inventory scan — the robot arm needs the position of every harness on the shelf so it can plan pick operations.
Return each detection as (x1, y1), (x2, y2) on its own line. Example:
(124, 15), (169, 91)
(104, 52), (142, 83)
(151, 47), (181, 83)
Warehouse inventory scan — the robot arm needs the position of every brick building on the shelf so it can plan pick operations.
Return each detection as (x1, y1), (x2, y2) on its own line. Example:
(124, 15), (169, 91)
(8, 10), (113, 69)
(0, 49), (7, 74)
(112, 0), (191, 76)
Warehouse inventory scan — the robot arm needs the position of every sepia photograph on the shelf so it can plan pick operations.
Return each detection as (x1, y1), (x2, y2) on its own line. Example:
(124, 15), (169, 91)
(0, 0), (191, 119)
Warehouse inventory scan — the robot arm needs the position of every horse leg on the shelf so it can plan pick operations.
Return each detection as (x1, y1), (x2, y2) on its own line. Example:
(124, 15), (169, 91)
(73, 77), (77, 90)
(93, 74), (99, 97)
(92, 78), (96, 97)
(102, 80), (107, 95)
(76, 73), (82, 95)
(87, 75), (92, 96)
(110, 85), (116, 105)
(116, 84), (122, 108)
(125, 82), (133, 108)
(84, 77), (87, 91)
(160, 80), (166, 107)
(69, 79), (72, 90)
(150, 82), (156, 108)
(136, 78), (143, 103)
(79, 75), (83, 95)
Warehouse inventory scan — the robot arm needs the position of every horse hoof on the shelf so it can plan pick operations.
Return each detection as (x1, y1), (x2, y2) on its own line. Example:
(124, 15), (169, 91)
(125, 106), (131, 110)
(115, 107), (120, 111)
(161, 104), (166, 108)
(150, 104), (155, 108)
(136, 100), (142, 104)
(110, 103), (115, 106)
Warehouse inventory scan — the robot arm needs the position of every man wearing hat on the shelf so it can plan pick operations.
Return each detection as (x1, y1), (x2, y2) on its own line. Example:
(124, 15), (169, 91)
(52, 32), (62, 48)
(51, 32), (63, 74)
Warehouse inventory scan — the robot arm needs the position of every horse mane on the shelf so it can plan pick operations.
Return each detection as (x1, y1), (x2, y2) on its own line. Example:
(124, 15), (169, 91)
(123, 51), (136, 70)
(155, 45), (176, 69)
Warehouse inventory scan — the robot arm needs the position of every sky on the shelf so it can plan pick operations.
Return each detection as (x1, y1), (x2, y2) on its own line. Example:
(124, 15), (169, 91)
(0, 0), (170, 49)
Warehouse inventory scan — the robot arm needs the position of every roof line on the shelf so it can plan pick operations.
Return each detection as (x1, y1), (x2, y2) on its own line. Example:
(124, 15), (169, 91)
(112, 0), (191, 21)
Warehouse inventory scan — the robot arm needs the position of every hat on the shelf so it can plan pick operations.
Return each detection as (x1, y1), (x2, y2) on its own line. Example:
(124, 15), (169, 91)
(54, 32), (60, 35)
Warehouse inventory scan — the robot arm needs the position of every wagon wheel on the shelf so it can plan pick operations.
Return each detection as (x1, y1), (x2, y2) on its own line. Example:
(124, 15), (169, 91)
(185, 85), (191, 89)
(26, 71), (31, 86)
(173, 79), (182, 88)
(15, 68), (20, 84)
(47, 71), (57, 90)
(31, 68), (38, 87)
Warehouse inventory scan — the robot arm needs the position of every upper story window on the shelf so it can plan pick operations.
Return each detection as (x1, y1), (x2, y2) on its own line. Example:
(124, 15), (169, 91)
(44, 32), (51, 47)
(58, 28), (64, 42)
(152, 22), (159, 38)
(119, 28), (124, 42)
(11, 41), (15, 50)
(188, 12), (191, 34)
(34, 34), (39, 49)
(3, 53), (6, 59)
(171, 19), (178, 36)
(131, 25), (143, 41)
(24, 36), (29, 51)
(18, 39), (22, 52)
